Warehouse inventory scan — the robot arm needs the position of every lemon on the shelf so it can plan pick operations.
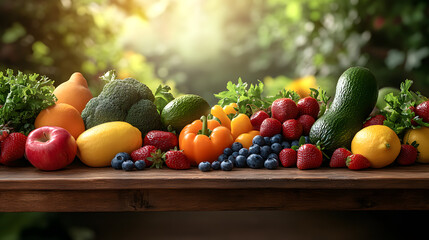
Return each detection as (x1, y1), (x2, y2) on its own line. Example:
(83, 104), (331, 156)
(351, 125), (401, 168)
(76, 121), (142, 167)
(404, 127), (429, 163)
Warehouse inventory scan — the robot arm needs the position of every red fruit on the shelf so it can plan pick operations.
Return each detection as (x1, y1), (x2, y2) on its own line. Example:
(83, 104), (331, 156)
(396, 144), (418, 166)
(260, 118), (282, 137)
(410, 106), (418, 126)
(250, 110), (270, 130)
(297, 144), (323, 170)
(271, 98), (298, 123)
(282, 119), (303, 141)
(279, 148), (297, 167)
(297, 115), (315, 136)
(329, 148), (352, 168)
(416, 101), (429, 123)
(0, 132), (27, 166)
(131, 145), (161, 168)
(363, 115), (386, 128)
(0, 130), (9, 142)
(346, 154), (371, 170)
(297, 97), (319, 119)
(164, 150), (191, 170)
(144, 130), (178, 152)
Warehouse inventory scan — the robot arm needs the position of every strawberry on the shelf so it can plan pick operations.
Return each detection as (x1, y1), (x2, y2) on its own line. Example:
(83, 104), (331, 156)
(396, 143), (419, 166)
(0, 130), (9, 142)
(144, 130), (178, 152)
(250, 110), (270, 131)
(410, 106), (418, 126)
(297, 114), (315, 136)
(329, 148), (352, 168)
(363, 115), (386, 128)
(164, 150), (190, 170)
(297, 144), (323, 170)
(271, 98), (298, 123)
(346, 154), (371, 170)
(0, 132), (27, 166)
(131, 145), (163, 168)
(260, 118), (282, 137)
(279, 148), (297, 167)
(416, 101), (429, 123)
(297, 97), (319, 119)
(282, 119), (303, 141)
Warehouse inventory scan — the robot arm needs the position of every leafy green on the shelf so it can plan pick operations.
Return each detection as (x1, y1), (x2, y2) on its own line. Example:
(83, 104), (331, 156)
(99, 69), (117, 83)
(154, 85), (175, 114)
(310, 87), (331, 117)
(0, 69), (57, 134)
(382, 79), (429, 136)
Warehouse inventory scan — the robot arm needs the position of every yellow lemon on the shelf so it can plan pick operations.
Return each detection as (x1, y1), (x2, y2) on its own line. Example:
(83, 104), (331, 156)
(403, 127), (429, 163)
(351, 125), (401, 168)
(76, 121), (142, 167)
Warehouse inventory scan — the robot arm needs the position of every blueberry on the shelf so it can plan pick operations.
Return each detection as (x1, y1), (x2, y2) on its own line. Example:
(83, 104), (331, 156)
(231, 142), (243, 152)
(267, 153), (279, 160)
(198, 161), (211, 172)
(247, 154), (264, 169)
(291, 140), (300, 147)
(232, 152), (239, 158)
(270, 134), (282, 144)
(264, 158), (279, 170)
(260, 145), (271, 159)
(304, 136), (311, 144)
(249, 145), (260, 155)
(111, 158), (124, 170)
(281, 141), (291, 149)
(115, 152), (132, 161)
(211, 161), (221, 170)
(221, 160), (234, 171)
(271, 143), (282, 154)
(223, 148), (233, 156)
(134, 160), (146, 170)
(235, 155), (247, 168)
(228, 155), (236, 166)
(238, 148), (249, 157)
(264, 137), (271, 145)
(122, 160), (134, 171)
(218, 154), (228, 162)
(252, 135), (265, 146)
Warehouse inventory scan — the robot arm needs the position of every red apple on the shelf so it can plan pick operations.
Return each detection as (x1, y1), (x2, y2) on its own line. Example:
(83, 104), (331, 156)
(25, 126), (77, 171)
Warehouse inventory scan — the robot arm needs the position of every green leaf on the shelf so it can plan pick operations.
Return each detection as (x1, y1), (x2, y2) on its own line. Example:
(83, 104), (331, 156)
(154, 84), (175, 114)
(100, 70), (117, 82)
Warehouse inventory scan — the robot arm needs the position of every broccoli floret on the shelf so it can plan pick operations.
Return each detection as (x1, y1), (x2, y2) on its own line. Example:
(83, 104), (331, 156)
(125, 99), (162, 137)
(123, 78), (155, 102)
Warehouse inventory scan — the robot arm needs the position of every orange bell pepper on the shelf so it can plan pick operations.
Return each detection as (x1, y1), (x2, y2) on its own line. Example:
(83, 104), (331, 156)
(231, 114), (253, 139)
(235, 130), (260, 149)
(179, 116), (234, 165)
(211, 105), (231, 130)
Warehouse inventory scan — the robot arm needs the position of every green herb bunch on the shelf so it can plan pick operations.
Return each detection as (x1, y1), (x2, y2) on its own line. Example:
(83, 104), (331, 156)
(0, 69), (57, 135)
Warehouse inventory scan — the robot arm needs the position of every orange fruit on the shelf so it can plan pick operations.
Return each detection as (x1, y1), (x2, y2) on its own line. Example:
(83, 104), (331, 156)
(403, 127), (429, 163)
(53, 72), (93, 113)
(351, 125), (401, 168)
(35, 103), (86, 139)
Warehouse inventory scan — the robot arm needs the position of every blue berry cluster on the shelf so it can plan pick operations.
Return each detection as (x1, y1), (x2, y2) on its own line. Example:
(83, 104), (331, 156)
(111, 152), (146, 171)
(199, 134), (310, 172)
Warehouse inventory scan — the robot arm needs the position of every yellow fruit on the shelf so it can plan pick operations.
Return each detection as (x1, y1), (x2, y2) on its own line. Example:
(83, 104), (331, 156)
(76, 121), (142, 167)
(351, 125), (401, 168)
(403, 127), (429, 163)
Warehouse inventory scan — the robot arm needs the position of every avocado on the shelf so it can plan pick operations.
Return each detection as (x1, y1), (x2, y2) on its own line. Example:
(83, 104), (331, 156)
(309, 67), (378, 152)
(161, 94), (210, 132)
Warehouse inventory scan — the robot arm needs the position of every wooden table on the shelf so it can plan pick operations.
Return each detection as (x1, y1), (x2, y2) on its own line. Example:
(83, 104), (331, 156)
(1, 161), (429, 212)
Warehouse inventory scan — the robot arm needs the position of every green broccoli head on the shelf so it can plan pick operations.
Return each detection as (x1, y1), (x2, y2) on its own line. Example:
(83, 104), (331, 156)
(125, 99), (162, 137)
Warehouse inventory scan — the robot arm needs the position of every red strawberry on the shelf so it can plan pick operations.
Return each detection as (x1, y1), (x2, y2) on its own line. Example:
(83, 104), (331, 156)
(271, 98), (298, 123)
(131, 145), (162, 168)
(144, 130), (178, 152)
(297, 97), (319, 119)
(0, 130), (9, 142)
(346, 154), (371, 170)
(416, 101), (429, 123)
(279, 148), (297, 167)
(329, 148), (352, 168)
(260, 118), (282, 137)
(297, 114), (315, 136)
(363, 115), (386, 128)
(396, 144), (418, 166)
(250, 110), (270, 130)
(282, 119), (303, 141)
(297, 144), (323, 170)
(164, 150), (190, 170)
(410, 106), (418, 126)
(0, 132), (27, 166)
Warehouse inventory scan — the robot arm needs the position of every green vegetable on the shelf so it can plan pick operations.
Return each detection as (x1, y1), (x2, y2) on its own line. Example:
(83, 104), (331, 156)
(310, 87), (331, 117)
(382, 80), (429, 136)
(81, 73), (161, 137)
(0, 69), (57, 134)
(154, 85), (175, 114)
(309, 67), (378, 152)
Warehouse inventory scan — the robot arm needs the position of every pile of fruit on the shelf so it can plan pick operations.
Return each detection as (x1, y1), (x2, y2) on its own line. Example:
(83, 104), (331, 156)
(1, 66), (428, 172)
